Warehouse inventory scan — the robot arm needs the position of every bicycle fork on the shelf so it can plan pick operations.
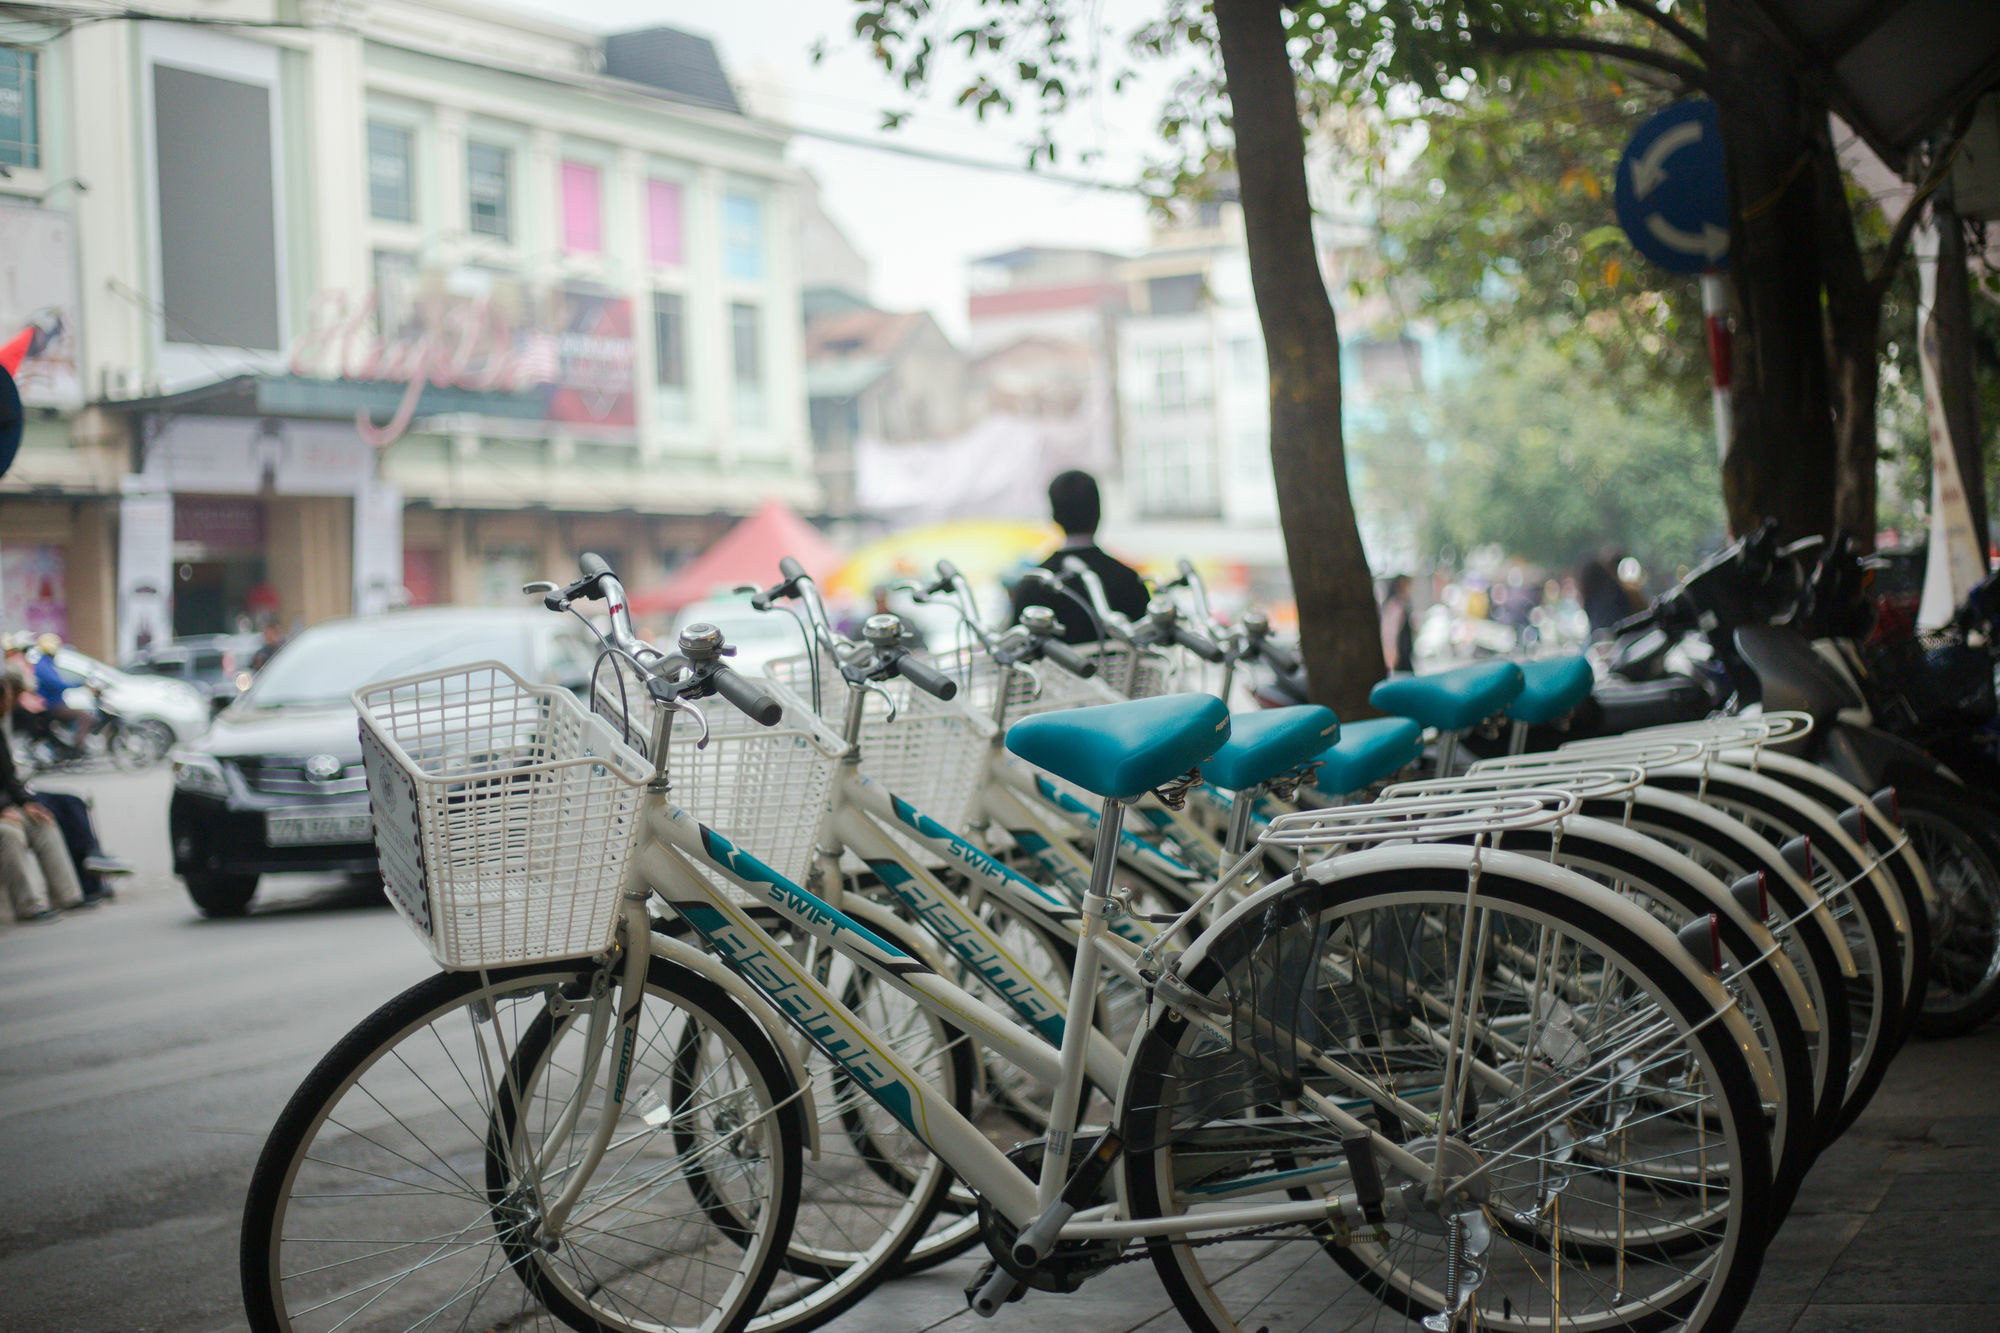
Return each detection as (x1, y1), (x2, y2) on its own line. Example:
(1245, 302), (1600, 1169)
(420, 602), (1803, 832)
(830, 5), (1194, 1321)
(529, 892), (654, 1244)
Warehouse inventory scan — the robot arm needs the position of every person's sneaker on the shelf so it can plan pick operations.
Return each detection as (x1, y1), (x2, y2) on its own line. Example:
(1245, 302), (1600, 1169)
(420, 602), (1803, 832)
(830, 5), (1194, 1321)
(17, 908), (60, 924)
(82, 855), (133, 877)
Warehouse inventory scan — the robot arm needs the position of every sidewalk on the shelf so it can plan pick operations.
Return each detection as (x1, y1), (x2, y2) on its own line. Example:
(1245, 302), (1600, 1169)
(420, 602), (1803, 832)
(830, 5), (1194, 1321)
(819, 1024), (2000, 1333)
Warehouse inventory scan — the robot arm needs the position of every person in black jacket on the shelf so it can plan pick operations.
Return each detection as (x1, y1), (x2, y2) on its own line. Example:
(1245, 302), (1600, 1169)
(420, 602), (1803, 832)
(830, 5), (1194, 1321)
(1010, 470), (1151, 645)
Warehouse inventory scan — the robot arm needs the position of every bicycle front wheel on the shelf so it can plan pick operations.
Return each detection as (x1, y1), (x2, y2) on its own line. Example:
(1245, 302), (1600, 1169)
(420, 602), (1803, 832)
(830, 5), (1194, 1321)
(1123, 856), (1771, 1333)
(241, 958), (803, 1333)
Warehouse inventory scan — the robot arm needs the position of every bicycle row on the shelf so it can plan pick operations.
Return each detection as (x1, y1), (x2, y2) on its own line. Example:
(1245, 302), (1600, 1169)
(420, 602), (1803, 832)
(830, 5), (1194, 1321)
(236, 548), (1946, 1333)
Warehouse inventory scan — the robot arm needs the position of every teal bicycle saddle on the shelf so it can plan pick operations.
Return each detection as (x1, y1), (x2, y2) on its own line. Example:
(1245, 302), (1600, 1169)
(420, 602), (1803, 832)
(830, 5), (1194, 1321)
(1369, 660), (1525, 733)
(1506, 655), (1595, 726)
(1005, 693), (1231, 802)
(1202, 706), (1339, 793)
(1314, 716), (1425, 796)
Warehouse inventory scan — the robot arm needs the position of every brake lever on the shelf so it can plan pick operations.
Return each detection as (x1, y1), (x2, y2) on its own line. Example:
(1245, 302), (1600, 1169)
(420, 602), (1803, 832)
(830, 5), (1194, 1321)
(670, 695), (712, 749)
(863, 679), (899, 724)
(1012, 661), (1045, 701)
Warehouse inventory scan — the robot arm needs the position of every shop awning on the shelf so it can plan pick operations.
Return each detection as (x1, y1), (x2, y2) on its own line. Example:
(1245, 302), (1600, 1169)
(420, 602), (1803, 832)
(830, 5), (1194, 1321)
(629, 497), (842, 614)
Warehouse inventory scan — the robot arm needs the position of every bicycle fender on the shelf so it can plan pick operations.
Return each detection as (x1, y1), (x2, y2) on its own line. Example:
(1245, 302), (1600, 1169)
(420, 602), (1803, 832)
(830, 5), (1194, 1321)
(648, 931), (823, 1159)
(1654, 762), (1910, 939)
(1720, 747), (1935, 909)
(1518, 815), (1817, 1036)
(1624, 786), (1858, 979)
(1170, 844), (1781, 1109)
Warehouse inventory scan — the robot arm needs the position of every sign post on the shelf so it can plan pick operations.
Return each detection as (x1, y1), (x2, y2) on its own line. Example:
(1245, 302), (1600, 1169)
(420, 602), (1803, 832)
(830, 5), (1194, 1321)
(1616, 99), (1733, 460)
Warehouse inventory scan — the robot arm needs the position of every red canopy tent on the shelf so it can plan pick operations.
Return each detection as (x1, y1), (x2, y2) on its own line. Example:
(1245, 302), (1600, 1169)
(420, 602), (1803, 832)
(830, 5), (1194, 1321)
(629, 498), (842, 615)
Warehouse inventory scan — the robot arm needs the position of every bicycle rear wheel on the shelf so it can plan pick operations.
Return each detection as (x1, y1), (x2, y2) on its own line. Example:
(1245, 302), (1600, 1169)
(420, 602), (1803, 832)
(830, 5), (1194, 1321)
(241, 958), (802, 1333)
(1123, 857), (1771, 1333)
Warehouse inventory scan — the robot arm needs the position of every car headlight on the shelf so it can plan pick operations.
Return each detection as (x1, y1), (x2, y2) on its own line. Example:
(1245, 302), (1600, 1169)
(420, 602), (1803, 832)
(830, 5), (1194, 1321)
(171, 750), (229, 798)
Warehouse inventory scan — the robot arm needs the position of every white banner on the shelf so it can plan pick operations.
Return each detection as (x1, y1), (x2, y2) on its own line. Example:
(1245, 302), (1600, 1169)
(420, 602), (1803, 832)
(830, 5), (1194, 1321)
(1914, 220), (1988, 627)
(353, 480), (404, 617)
(117, 492), (174, 660)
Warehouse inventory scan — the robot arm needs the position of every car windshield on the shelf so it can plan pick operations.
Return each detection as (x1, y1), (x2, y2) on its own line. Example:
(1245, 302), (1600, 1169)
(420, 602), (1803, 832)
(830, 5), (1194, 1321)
(244, 618), (535, 707)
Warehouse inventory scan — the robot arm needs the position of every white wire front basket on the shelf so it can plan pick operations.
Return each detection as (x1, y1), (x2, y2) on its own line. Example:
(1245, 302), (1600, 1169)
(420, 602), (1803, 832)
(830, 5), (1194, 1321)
(767, 651), (995, 839)
(590, 656), (847, 901)
(357, 662), (651, 970)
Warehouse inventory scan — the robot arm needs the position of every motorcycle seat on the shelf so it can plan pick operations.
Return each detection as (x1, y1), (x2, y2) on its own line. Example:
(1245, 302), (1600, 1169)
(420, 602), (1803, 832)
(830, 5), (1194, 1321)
(1202, 706), (1340, 793)
(1315, 717), (1424, 796)
(1006, 692), (1230, 802)
(1506, 656), (1594, 726)
(1370, 660), (1525, 733)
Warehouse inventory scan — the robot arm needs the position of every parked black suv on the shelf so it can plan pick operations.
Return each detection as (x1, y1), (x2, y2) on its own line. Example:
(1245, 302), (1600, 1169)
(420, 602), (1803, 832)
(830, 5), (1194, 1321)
(170, 607), (596, 916)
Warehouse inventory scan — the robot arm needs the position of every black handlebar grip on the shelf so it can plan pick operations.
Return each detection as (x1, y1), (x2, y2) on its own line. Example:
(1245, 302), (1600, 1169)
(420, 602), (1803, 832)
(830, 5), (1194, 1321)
(1172, 625), (1227, 663)
(1257, 637), (1301, 675)
(579, 551), (611, 579)
(1038, 636), (1098, 678)
(778, 556), (807, 583)
(711, 665), (784, 727)
(893, 653), (959, 701)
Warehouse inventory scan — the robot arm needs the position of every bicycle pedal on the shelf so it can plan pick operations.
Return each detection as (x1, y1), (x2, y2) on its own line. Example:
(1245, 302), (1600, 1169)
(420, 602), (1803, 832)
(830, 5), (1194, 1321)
(966, 1259), (1028, 1316)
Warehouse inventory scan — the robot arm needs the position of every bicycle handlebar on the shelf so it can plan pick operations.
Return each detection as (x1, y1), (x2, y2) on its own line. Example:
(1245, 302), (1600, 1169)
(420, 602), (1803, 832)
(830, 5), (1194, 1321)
(1036, 635), (1097, 678)
(710, 663), (784, 726)
(890, 652), (959, 701)
(1169, 622), (1227, 663)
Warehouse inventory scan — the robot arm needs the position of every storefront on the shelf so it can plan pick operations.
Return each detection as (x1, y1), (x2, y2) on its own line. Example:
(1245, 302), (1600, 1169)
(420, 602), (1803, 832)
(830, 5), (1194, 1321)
(115, 409), (401, 658)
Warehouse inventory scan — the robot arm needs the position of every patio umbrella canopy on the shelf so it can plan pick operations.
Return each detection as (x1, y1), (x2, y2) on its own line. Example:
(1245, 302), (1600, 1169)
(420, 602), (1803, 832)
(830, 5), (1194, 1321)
(629, 498), (843, 614)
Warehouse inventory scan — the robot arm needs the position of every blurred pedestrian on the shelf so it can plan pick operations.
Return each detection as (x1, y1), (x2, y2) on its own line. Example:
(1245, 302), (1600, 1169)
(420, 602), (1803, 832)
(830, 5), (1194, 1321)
(31, 632), (93, 743)
(1011, 470), (1150, 644)
(0, 664), (89, 922)
(1379, 575), (1415, 674)
(250, 618), (288, 672)
(1579, 549), (1633, 639)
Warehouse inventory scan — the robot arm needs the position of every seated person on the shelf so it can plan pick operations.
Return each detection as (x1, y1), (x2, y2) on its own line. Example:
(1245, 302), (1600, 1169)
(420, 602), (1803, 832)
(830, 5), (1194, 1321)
(1, 665), (90, 922)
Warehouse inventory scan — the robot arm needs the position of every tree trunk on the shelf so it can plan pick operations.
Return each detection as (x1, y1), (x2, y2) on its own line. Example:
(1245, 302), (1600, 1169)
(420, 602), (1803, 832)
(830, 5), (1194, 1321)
(1708, 0), (1838, 541)
(1934, 195), (1991, 557)
(1212, 0), (1386, 717)
(1808, 107), (1882, 548)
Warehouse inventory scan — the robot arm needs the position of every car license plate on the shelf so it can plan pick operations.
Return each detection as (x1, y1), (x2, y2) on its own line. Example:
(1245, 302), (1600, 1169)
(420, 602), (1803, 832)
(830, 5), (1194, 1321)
(267, 807), (374, 846)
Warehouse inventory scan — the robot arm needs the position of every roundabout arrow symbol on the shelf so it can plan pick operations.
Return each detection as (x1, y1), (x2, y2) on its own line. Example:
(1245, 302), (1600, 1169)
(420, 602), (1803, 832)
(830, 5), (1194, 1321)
(1630, 119), (1703, 199)
(1645, 214), (1729, 263)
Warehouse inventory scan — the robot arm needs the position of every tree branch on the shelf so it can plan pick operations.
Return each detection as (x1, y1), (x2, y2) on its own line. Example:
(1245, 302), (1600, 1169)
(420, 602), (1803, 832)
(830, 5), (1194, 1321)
(1610, 0), (1710, 63)
(1467, 30), (1709, 90)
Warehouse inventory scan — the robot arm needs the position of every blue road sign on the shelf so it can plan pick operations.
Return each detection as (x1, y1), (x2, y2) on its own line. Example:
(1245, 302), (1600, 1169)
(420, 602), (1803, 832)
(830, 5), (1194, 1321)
(1615, 98), (1730, 274)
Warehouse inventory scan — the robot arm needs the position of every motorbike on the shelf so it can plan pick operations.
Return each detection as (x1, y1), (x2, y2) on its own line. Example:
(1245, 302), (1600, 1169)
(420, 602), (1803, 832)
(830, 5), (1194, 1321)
(14, 687), (174, 773)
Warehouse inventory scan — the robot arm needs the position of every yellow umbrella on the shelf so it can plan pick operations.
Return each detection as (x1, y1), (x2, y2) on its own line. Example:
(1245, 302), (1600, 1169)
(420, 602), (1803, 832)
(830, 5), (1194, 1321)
(826, 518), (1059, 599)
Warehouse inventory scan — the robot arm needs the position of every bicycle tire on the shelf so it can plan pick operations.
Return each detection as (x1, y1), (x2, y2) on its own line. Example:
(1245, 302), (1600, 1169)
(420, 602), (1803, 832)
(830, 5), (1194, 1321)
(241, 958), (802, 1333)
(1123, 856), (1771, 1333)
(1897, 784), (2000, 1036)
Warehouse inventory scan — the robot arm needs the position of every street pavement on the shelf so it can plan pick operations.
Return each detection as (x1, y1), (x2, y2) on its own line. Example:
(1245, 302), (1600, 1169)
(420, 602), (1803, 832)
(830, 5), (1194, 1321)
(2, 767), (1997, 1332)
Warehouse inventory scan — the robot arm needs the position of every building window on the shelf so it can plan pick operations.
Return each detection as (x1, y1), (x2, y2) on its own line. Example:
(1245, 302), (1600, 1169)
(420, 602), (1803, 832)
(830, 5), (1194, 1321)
(0, 48), (38, 169)
(467, 142), (512, 241)
(1147, 272), (1204, 315)
(1135, 431), (1219, 518)
(647, 178), (682, 266)
(731, 301), (764, 428)
(722, 192), (764, 282)
(561, 160), (601, 255)
(154, 64), (280, 350)
(366, 122), (414, 223)
(653, 291), (688, 422)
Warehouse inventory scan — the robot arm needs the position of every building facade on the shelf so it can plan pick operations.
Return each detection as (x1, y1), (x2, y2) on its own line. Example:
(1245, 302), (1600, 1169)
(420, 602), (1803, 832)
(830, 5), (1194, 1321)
(0, 1), (813, 659)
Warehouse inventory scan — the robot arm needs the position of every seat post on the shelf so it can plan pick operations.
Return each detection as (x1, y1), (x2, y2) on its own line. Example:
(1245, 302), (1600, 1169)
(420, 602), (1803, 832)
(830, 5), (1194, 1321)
(1222, 784), (1260, 858)
(1434, 729), (1460, 778)
(1085, 796), (1124, 908)
(1508, 719), (1531, 755)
